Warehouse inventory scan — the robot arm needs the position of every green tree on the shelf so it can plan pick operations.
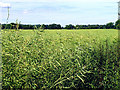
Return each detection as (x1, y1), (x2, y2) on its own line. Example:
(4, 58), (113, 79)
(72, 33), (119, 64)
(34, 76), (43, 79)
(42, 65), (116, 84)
(105, 22), (115, 29)
(48, 24), (61, 29)
(115, 20), (120, 29)
(40, 24), (46, 30)
(65, 24), (75, 29)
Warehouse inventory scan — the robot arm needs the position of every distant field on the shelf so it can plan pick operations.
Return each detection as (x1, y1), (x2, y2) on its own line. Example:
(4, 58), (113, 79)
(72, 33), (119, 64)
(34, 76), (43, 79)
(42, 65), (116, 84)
(2, 29), (120, 89)
(2, 29), (118, 40)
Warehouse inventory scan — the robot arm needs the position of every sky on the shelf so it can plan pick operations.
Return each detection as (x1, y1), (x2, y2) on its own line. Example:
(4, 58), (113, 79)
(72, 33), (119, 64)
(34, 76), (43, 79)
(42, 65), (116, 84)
(0, 0), (119, 26)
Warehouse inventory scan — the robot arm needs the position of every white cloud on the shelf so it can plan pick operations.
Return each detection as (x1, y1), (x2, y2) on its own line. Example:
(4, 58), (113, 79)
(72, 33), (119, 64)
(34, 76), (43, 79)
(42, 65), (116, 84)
(0, 2), (11, 8)
(2, 0), (119, 3)
(37, 0), (119, 2)
(23, 10), (29, 14)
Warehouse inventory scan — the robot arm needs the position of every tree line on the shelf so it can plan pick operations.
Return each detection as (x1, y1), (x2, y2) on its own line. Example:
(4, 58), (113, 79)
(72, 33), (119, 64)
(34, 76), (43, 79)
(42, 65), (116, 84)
(1, 20), (120, 30)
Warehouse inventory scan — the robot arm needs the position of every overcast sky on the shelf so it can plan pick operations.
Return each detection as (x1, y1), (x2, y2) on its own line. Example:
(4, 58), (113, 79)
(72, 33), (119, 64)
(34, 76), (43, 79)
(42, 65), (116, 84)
(0, 0), (119, 26)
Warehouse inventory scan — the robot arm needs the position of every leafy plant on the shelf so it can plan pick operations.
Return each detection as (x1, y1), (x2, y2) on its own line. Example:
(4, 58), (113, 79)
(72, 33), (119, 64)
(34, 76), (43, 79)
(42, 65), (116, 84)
(2, 29), (119, 89)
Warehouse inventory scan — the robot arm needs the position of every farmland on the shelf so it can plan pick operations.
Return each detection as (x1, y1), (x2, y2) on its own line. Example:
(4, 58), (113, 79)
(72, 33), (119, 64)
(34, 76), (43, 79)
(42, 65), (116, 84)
(2, 29), (120, 89)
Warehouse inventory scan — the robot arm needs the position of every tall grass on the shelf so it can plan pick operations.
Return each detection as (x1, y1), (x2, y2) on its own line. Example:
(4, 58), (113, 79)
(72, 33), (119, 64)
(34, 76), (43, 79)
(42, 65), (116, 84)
(2, 29), (120, 89)
(0, 19), (2, 90)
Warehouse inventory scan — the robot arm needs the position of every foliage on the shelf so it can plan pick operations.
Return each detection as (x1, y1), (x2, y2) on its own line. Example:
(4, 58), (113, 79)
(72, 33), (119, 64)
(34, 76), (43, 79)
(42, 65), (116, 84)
(40, 24), (46, 30)
(47, 24), (62, 29)
(115, 20), (120, 29)
(65, 24), (75, 29)
(105, 22), (115, 29)
(2, 22), (117, 30)
(2, 29), (120, 89)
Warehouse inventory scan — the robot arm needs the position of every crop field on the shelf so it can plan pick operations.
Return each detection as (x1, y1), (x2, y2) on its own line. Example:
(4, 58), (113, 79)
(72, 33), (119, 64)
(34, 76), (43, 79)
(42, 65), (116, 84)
(2, 29), (120, 89)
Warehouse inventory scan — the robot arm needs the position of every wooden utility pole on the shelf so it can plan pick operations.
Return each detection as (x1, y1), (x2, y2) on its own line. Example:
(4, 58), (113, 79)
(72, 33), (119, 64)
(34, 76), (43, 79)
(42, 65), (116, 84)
(118, 1), (120, 19)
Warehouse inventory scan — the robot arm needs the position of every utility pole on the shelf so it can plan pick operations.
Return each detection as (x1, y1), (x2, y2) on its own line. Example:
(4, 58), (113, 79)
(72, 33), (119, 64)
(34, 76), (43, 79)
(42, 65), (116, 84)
(118, 1), (120, 19)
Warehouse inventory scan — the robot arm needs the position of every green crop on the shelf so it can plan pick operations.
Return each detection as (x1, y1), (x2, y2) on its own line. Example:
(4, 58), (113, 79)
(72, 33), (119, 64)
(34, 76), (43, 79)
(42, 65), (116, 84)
(2, 29), (120, 89)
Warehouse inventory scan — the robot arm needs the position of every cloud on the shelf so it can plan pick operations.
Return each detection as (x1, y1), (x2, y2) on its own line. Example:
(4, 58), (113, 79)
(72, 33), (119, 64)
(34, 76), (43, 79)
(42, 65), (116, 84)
(0, 2), (11, 8)
(2, 0), (119, 3)
(23, 10), (29, 14)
